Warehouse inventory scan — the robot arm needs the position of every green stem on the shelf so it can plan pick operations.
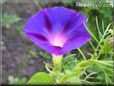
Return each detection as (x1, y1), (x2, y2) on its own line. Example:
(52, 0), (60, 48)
(95, 23), (111, 51)
(77, 48), (86, 60)
(51, 55), (63, 83)
(84, 23), (99, 43)
(96, 17), (102, 39)
(59, 67), (83, 83)
(89, 41), (95, 51)
(52, 55), (63, 73)
(59, 60), (94, 83)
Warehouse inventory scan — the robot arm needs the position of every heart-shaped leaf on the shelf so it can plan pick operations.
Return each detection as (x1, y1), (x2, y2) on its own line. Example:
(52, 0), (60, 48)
(28, 72), (53, 84)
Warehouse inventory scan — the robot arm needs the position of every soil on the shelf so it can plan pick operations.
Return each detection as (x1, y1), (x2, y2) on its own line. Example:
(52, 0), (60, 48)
(2, 2), (47, 84)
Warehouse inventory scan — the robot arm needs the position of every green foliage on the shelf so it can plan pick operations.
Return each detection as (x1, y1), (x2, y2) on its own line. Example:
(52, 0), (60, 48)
(63, 54), (77, 72)
(66, 76), (81, 84)
(108, 29), (113, 35)
(2, 13), (21, 28)
(84, 18), (113, 85)
(28, 72), (53, 84)
(8, 76), (27, 84)
(27, 49), (37, 59)
(16, 25), (24, 34)
(89, 60), (113, 85)
(39, 50), (51, 59)
(52, 56), (63, 72)
(99, 37), (113, 55)
(76, 60), (93, 68)
(36, 48), (51, 60)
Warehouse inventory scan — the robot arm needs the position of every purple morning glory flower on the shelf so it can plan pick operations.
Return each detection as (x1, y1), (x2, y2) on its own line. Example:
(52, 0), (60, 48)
(24, 7), (91, 55)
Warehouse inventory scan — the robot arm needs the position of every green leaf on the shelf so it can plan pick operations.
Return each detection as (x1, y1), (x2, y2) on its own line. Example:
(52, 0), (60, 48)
(63, 54), (77, 71)
(99, 37), (113, 55)
(108, 29), (113, 35)
(2, 13), (20, 28)
(77, 60), (94, 68)
(89, 60), (113, 84)
(66, 76), (81, 84)
(28, 72), (53, 84)
(59, 60), (94, 83)
(16, 25), (24, 34)
(8, 76), (27, 84)
(52, 56), (63, 72)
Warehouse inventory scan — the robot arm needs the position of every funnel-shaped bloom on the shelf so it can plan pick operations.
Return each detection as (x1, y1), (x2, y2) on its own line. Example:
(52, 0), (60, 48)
(24, 7), (91, 55)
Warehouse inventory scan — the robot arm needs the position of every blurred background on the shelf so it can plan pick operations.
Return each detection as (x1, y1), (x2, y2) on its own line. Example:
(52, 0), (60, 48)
(1, 0), (113, 84)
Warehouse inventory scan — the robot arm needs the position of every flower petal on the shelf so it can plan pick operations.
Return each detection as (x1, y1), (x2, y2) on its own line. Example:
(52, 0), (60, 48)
(58, 25), (91, 55)
(43, 7), (77, 33)
(62, 13), (86, 34)
(25, 33), (62, 54)
(24, 6), (91, 55)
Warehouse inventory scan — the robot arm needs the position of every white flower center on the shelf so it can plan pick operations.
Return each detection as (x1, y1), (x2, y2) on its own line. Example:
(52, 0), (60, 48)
(50, 34), (66, 47)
